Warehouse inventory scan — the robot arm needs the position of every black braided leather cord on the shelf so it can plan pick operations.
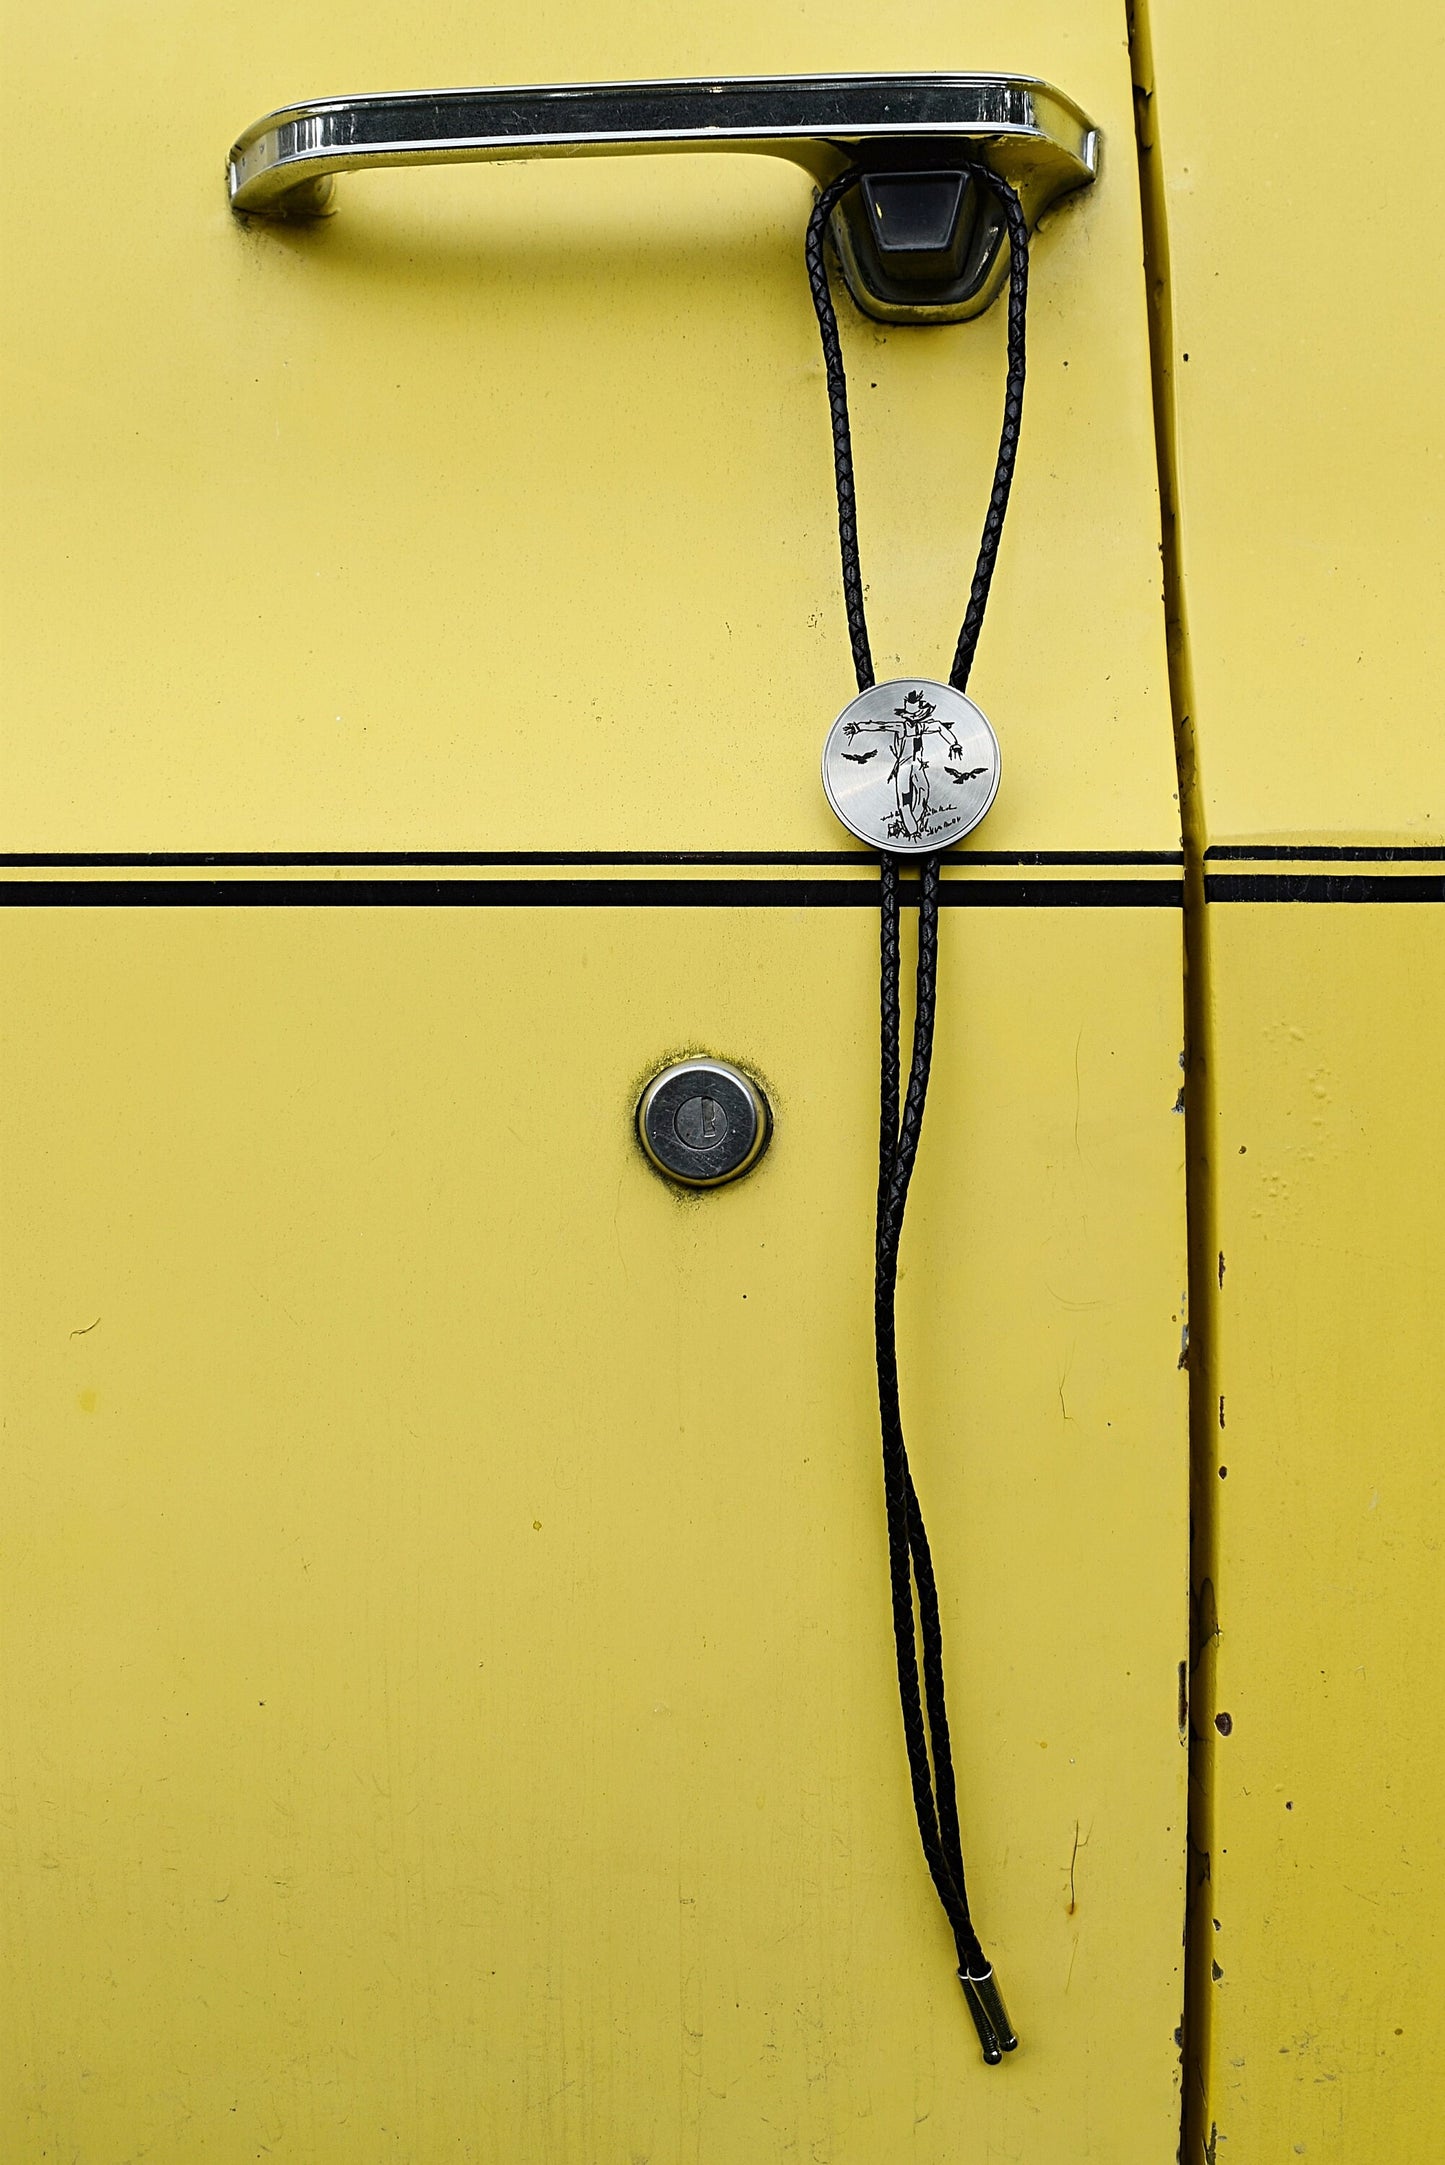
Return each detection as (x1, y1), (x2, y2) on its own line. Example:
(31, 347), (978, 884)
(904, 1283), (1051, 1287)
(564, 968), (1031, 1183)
(949, 174), (1030, 695)
(805, 172), (876, 693)
(806, 166), (1030, 2057)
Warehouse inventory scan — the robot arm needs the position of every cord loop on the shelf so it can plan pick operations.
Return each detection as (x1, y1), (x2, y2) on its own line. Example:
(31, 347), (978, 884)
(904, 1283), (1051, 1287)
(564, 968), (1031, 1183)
(805, 164), (1030, 2058)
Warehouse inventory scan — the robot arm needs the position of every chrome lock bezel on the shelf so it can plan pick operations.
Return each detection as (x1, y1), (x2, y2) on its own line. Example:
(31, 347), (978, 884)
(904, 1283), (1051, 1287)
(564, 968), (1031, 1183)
(636, 1059), (771, 1188)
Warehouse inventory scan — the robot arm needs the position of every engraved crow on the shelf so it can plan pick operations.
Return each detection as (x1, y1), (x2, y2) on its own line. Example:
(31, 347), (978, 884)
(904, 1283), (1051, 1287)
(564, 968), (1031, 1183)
(841, 747), (878, 764)
(944, 764), (987, 784)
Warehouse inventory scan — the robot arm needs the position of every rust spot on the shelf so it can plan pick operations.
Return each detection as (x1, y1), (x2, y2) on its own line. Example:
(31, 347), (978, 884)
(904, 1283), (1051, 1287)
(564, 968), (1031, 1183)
(1215, 1711), (1233, 1736)
(1217, 1251), (1225, 1288)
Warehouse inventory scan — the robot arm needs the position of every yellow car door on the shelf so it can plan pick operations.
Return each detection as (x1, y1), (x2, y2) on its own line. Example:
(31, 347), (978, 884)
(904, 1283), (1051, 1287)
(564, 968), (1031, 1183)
(1, 6), (1188, 2159)
(1139, 3), (1445, 2157)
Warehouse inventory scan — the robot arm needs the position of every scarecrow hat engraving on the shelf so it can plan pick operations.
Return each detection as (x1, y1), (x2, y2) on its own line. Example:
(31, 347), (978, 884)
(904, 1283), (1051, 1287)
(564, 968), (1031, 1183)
(895, 688), (937, 722)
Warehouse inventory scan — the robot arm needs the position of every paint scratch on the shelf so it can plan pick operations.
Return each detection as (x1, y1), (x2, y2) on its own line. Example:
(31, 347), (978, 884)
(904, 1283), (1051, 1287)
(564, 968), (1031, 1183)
(1066, 1820), (1090, 1915)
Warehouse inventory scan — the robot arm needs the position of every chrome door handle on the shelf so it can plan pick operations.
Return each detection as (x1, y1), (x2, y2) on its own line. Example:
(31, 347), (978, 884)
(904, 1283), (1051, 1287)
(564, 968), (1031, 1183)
(227, 74), (1098, 324)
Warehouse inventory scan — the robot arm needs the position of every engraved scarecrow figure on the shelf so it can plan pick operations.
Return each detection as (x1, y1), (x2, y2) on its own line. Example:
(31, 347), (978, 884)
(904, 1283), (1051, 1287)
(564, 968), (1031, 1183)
(842, 687), (985, 843)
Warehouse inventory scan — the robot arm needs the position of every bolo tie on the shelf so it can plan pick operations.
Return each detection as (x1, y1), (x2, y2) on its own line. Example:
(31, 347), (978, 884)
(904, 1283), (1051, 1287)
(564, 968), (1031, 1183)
(807, 166), (1029, 2065)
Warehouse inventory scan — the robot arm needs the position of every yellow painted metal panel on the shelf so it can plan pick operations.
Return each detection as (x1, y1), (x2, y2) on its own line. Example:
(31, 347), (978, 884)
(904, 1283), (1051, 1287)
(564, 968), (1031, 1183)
(0, 2), (1173, 852)
(1, 903), (1187, 2158)
(1139, 1), (1445, 2152)
(0, 1), (1191, 2157)
(1145, 0), (1445, 845)
(1190, 904), (1445, 2158)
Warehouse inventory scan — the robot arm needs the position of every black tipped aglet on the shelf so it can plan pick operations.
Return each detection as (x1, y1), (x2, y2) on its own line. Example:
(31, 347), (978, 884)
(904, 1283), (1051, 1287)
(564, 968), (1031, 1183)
(958, 1965), (1019, 2064)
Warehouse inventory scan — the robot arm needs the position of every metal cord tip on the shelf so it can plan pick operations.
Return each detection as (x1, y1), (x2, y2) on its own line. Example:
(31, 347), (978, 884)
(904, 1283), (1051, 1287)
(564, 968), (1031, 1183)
(959, 1966), (1019, 2063)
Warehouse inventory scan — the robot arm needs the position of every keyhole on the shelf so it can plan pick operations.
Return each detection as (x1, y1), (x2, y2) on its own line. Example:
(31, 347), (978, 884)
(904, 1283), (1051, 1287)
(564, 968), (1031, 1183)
(674, 1096), (726, 1151)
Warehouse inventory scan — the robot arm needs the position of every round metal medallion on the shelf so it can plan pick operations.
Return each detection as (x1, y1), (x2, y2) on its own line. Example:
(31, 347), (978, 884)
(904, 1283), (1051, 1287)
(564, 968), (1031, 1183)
(637, 1059), (771, 1188)
(821, 678), (1001, 854)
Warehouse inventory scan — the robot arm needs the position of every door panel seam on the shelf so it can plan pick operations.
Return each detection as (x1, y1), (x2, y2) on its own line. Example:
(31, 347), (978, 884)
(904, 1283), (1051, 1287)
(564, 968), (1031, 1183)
(1126, 7), (1218, 2161)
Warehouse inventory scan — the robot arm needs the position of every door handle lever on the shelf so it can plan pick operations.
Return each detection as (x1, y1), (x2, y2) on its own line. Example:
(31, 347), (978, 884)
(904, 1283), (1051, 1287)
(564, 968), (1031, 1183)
(227, 73), (1098, 323)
